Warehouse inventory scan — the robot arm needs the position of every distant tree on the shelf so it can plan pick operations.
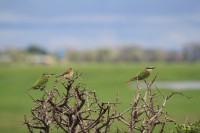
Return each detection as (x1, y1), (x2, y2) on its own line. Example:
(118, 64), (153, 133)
(66, 48), (81, 62)
(96, 48), (112, 62)
(183, 43), (200, 62)
(164, 50), (183, 62)
(82, 50), (96, 62)
(116, 46), (143, 62)
(26, 45), (47, 55)
(144, 49), (164, 62)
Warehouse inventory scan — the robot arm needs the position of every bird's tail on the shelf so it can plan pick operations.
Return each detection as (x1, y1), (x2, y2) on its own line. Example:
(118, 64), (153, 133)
(56, 73), (64, 78)
(125, 77), (137, 83)
(56, 75), (61, 78)
(125, 79), (135, 83)
(27, 87), (32, 91)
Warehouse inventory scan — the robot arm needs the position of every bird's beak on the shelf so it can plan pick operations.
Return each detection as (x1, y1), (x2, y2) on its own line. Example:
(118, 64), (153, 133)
(48, 73), (55, 77)
(146, 67), (156, 69)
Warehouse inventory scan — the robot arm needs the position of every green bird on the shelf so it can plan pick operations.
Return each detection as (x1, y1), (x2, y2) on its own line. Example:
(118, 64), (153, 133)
(127, 67), (156, 82)
(29, 73), (54, 91)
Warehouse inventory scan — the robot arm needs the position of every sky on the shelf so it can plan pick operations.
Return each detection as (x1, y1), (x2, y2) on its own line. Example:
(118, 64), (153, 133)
(0, 0), (200, 51)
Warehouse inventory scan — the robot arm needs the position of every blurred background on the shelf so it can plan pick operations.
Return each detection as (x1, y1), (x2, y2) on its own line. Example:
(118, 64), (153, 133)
(0, 0), (200, 132)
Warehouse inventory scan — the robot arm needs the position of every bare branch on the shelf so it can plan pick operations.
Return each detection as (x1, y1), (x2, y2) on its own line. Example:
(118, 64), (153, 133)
(24, 72), (188, 133)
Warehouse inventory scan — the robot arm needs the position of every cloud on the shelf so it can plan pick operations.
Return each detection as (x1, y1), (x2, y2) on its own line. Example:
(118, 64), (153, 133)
(167, 32), (187, 44)
(47, 30), (119, 50)
(1, 10), (200, 51)
(0, 12), (128, 24)
(0, 27), (120, 50)
(135, 14), (200, 25)
(1, 11), (200, 25)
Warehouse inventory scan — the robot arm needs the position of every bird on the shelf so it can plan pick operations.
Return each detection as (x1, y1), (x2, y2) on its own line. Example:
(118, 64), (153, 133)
(57, 68), (74, 79)
(29, 73), (54, 91)
(127, 67), (156, 83)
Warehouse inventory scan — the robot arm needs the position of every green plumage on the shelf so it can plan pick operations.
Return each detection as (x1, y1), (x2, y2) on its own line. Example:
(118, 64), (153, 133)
(31, 74), (49, 90)
(127, 67), (155, 82)
(132, 69), (150, 81)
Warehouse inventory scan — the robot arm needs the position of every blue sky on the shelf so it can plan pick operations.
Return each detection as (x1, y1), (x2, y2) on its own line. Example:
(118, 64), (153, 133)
(0, 0), (200, 51)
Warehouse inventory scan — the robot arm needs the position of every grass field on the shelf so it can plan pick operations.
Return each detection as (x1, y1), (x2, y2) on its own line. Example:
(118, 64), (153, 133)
(0, 62), (200, 132)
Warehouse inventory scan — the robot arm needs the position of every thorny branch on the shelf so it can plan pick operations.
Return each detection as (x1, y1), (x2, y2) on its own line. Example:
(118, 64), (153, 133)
(24, 73), (121, 133)
(24, 73), (191, 133)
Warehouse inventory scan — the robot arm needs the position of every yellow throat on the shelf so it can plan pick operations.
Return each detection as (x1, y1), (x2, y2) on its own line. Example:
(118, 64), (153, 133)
(146, 68), (153, 74)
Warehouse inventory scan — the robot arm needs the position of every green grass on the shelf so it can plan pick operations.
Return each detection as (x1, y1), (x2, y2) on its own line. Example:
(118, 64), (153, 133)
(0, 62), (200, 132)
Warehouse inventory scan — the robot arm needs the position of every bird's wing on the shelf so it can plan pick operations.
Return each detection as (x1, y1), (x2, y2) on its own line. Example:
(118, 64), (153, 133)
(58, 69), (71, 77)
(127, 69), (150, 82)
(66, 69), (72, 73)
(137, 69), (149, 80)
(32, 76), (48, 88)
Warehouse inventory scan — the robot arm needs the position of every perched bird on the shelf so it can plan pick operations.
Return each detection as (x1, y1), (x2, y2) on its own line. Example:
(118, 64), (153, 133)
(127, 67), (155, 82)
(57, 68), (74, 79)
(29, 73), (54, 90)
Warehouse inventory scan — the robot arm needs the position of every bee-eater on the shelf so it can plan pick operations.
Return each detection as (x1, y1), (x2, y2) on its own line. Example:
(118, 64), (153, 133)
(57, 68), (74, 79)
(30, 73), (54, 90)
(127, 67), (155, 82)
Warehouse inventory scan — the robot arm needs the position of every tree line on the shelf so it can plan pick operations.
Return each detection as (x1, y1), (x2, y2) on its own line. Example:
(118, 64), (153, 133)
(65, 43), (200, 63)
(0, 43), (200, 64)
